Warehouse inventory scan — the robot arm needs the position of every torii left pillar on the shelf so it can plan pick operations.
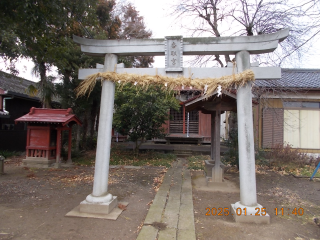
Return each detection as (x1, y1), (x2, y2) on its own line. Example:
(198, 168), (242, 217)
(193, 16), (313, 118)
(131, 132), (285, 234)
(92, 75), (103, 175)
(79, 53), (118, 214)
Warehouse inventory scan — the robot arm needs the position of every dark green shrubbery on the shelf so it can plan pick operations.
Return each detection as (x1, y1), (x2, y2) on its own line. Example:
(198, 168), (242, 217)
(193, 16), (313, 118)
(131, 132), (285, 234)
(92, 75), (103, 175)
(0, 150), (19, 158)
(222, 128), (239, 168)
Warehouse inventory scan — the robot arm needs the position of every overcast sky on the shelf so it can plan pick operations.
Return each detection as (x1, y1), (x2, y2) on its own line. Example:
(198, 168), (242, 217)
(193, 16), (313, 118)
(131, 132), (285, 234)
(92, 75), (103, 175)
(1, 0), (319, 82)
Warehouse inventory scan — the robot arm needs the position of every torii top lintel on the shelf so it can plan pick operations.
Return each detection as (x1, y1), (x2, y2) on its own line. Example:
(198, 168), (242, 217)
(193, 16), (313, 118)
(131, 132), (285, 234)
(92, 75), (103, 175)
(73, 29), (289, 57)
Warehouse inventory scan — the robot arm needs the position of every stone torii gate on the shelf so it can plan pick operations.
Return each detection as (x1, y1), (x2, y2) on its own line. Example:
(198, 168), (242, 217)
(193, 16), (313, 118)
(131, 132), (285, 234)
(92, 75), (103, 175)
(73, 29), (289, 223)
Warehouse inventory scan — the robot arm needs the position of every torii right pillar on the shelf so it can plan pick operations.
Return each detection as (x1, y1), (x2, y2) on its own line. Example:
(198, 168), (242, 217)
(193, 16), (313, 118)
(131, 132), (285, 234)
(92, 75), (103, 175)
(231, 50), (270, 224)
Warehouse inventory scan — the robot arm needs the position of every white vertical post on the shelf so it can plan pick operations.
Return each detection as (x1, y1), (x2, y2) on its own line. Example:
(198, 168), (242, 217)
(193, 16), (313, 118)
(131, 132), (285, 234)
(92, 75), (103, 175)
(231, 51), (269, 223)
(86, 53), (117, 203)
(235, 50), (257, 206)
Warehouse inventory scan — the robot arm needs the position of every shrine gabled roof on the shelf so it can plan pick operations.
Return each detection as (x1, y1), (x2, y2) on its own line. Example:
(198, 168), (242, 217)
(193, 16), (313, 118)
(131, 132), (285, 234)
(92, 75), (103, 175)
(15, 108), (82, 126)
(185, 90), (237, 105)
(184, 90), (238, 113)
(179, 95), (201, 105)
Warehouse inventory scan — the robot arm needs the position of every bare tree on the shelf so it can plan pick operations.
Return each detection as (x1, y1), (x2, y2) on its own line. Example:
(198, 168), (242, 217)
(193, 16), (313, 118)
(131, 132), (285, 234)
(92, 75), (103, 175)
(171, 0), (320, 67)
(116, 2), (154, 68)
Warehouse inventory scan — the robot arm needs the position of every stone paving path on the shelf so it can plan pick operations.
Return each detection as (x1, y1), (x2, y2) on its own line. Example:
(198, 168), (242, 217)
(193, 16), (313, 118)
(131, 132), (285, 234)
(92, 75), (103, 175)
(137, 159), (196, 240)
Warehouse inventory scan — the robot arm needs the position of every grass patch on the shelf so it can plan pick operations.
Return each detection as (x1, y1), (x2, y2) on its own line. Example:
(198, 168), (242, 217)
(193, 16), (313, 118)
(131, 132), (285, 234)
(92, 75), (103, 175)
(277, 164), (320, 177)
(110, 149), (176, 168)
(299, 165), (320, 177)
(72, 148), (176, 168)
(187, 155), (209, 170)
(73, 154), (95, 166)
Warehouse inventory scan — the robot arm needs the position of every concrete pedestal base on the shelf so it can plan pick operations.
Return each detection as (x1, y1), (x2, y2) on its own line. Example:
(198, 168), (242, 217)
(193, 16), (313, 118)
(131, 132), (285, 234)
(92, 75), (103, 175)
(66, 159), (73, 165)
(231, 202), (270, 224)
(54, 162), (61, 168)
(22, 157), (55, 168)
(80, 196), (118, 215)
(207, 181), (227, 188)
(66, 201), (127, 220)
(192, 171), (239, 193)
(205, 160), (225, 184)
(212, 166), (223, 182)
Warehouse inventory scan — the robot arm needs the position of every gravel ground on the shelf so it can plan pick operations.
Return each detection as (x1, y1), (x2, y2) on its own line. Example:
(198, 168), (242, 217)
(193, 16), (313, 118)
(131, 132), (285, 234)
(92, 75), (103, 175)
(192, 168), (320, 240)
(1, 156), (320, 240)
(0, 156), (166, 240)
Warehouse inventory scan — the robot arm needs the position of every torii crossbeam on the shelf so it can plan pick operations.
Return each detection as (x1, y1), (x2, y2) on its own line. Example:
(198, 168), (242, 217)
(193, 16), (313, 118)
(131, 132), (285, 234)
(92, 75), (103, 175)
(72, 29), (289, 224)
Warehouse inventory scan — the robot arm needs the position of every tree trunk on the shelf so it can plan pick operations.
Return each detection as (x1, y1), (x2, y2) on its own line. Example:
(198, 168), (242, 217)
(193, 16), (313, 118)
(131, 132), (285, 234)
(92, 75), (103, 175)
(134, 137), (144, 156)
(134, 140), (138, 155)
(81, 110), (89, 149)
(39, 61), (49, 108)
(75, 125), (81, 152)
(89, 99), (99, 138)
(96, 108), (100, 132)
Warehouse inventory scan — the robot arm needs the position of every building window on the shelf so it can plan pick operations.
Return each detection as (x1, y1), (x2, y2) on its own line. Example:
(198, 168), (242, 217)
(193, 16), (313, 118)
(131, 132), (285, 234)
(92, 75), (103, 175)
(284, 109), (320, 149)
(283, 101), (320, 109)
(262, 108), (284, 148)
(169, 106), (199, 134)
(263, 107), (320, 149)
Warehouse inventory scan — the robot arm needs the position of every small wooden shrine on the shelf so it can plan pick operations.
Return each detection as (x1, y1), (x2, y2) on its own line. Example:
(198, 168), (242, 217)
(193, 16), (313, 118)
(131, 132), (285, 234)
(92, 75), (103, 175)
(185, 90), (237, 183)
(15, 107), (82, 168)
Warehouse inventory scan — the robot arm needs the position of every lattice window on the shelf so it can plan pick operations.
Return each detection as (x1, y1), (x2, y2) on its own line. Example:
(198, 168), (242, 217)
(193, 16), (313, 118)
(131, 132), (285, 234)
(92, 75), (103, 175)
(169, 106), (199, 134)
(187, 110), (199, 134)
(170, 107), (183, 121)
(189, 110), (199, 121)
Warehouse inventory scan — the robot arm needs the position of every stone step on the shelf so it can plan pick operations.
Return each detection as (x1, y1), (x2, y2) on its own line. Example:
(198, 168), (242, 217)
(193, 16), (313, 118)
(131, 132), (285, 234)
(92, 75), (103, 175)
(173, 150), (193, 154)
(137, 159), (196, 240)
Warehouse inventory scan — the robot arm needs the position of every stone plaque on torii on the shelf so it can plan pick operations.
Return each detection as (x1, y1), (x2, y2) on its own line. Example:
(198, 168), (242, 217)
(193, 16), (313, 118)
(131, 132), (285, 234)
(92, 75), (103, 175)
(72, 29), (289, 223)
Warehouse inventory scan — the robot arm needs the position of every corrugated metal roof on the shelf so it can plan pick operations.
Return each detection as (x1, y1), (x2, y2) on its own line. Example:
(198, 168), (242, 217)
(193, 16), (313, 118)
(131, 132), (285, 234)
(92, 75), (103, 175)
(255, 68), (320, 89)
(0, 71), (38, 96)
(0, 71), (60, 102)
